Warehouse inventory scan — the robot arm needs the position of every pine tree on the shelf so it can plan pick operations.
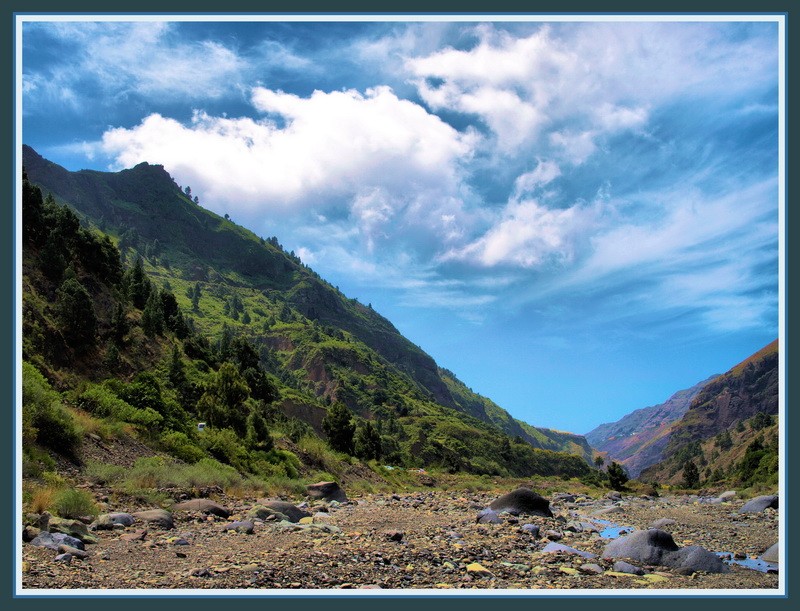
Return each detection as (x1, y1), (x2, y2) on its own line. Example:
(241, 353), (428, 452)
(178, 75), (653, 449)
(55, 275), (97, 352)
(354, 421), (382, 461)
(607, 461), (629, 491)
(682, 460), (700, 488)
(322, 402), (355, 454)
(142, 290), (164, 337)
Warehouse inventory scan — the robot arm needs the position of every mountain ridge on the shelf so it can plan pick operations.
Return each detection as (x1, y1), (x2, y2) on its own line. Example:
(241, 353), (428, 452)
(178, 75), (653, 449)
(22, 144), (594, 466)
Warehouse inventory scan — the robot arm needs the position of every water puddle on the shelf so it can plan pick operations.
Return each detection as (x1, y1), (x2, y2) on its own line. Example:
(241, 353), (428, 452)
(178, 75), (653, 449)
(717, 552), (778, 574)
(592, 518), (635, 539)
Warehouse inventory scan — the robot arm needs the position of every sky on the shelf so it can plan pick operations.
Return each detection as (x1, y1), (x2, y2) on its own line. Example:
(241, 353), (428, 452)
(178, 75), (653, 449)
(19, 16), (782, 435)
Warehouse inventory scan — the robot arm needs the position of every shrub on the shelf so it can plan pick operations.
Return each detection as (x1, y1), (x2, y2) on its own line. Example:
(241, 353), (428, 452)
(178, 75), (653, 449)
(160, 431), (205, 463)
(27, 485), (57, 514)
(52, 488), (98, 519)
(77, 384), (163, 429)
(22, 362), (80, 458)
(84, 461), (125, 485)
(197, 427), (249, 471)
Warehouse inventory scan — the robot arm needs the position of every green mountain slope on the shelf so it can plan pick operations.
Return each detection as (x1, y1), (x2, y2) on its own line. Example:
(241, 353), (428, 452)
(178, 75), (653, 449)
(639, 340), (779, 487)
(22, 145), (593, 476)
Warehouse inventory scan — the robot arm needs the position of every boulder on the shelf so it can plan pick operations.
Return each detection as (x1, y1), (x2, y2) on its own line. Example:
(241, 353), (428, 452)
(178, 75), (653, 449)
(221, 520), (255, 534)
(613, 560), (644, 575)
(718, 491), (737, 502)
(306, 481), (348, 503)
(47, 516), (98, 544)
(603, 529), (728, 574)
(253, 500), (310, 523)
(603, 529), (678, 564)
(520, 524), (540, 537)
(667, 546), (729, 574)
(173, 499), (231, 518)
(649, 518), (676, 530)
(132, 509), (174, 529)
(489, 488), (552, 517)
(542, 542), (596, 559)
(30, 531), (85, 551)
(476, 508), (502, 524)
(761, 542), (779, 564)
(739, 495), (778, 513)
(93, 512), (135, 530)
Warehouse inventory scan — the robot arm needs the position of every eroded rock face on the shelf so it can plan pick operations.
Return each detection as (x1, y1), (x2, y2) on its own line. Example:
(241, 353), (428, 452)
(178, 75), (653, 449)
(489, 488), (553, 517)
(603, 529), (728, 574)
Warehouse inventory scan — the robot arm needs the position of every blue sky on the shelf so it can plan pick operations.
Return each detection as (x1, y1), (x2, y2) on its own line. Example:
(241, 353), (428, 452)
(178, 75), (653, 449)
(20, 17), (782, 434)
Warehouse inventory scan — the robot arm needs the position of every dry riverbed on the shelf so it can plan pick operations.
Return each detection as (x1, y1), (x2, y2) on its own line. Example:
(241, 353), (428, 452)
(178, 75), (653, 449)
(21, 487), (781, 594)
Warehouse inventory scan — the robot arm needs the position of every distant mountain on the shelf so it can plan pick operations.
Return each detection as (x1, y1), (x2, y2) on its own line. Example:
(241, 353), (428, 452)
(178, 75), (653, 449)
(22, 145), (593, 473)
(639, 339), (779, 484)
(585, 377), (716, 478)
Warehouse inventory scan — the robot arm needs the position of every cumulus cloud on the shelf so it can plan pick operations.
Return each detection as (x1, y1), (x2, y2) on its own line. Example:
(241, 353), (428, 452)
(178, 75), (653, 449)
(101, 85), (479, 260)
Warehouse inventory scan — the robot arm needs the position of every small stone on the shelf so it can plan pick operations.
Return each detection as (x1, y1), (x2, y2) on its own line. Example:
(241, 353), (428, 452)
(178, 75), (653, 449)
(579, 563), (604, 575)
(466, 562), (493, 577)
(54, 553), (72, 564)
(384, 530), (404, 542)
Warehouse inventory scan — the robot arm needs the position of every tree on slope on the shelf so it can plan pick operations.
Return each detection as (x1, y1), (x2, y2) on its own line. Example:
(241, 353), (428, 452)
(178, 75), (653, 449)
(322, 402), (355, 454)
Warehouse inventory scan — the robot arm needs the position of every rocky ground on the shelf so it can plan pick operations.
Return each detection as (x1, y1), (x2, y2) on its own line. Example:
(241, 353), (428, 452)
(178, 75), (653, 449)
(21, 486), (781, 593)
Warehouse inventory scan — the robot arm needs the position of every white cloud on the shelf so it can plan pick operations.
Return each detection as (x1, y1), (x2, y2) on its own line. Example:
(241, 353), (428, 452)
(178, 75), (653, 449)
(25, 22), (246, 104)
(442, 198), (600, 268)
(101, 86), (479, 260)
(405, 22), (774, 157)
(513, 160), (561, 197)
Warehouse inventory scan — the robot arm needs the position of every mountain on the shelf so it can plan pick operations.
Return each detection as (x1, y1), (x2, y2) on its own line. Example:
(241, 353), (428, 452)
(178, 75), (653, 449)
(21, 145), (593, 475)
(638, 340), (779, 485)
(584, 376), (716, 478)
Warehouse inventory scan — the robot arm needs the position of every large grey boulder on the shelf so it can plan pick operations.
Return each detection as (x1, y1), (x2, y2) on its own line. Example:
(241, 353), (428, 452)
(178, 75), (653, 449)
(30, 531), (85, 551)
(739, 495), (778, 513)
(132, 509), (174, 529)
(253, 500), (311, 523)
(603, 529), (728, 574)
(306, 481), (348, 503)
(173, 499), (231, 518)
(93, 512), (135, 530)
(489, 488), (553, 517)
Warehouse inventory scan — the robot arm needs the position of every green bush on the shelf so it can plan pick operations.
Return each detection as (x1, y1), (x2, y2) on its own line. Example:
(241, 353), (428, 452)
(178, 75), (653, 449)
(22, 362), (80, 458)
(160, 431), (205, 463)
(77, 384), (163, 429)
(197, 427), (249, 471)
(52, 488), (98, 519)
(84, 460), (125, 485)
